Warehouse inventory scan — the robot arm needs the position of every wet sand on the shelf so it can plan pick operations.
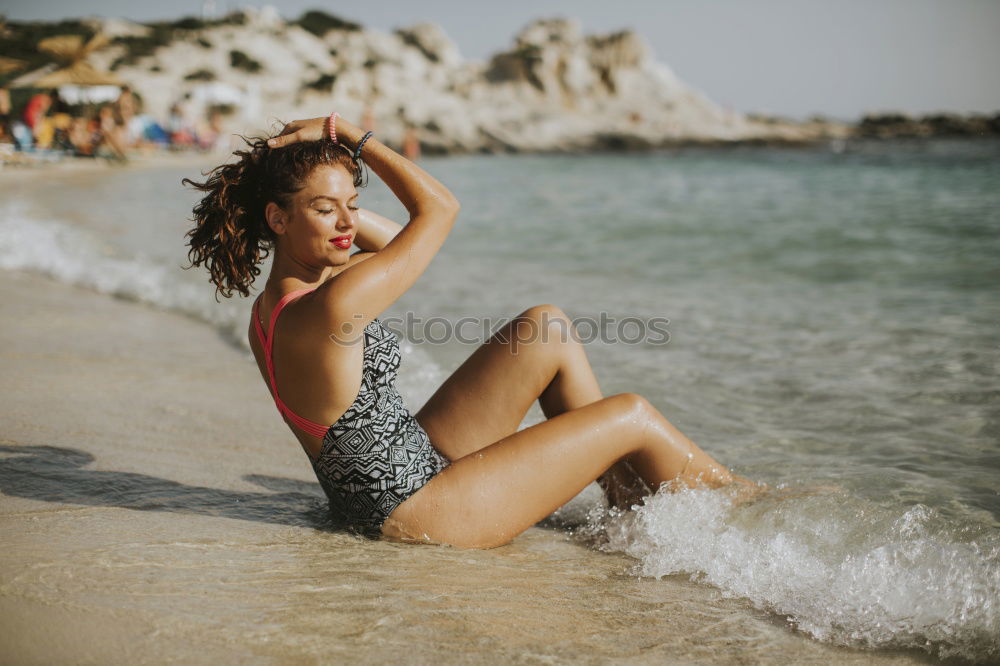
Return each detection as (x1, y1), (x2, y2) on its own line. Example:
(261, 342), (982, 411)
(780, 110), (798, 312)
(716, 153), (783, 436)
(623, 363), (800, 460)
(0, 269), (936, 664)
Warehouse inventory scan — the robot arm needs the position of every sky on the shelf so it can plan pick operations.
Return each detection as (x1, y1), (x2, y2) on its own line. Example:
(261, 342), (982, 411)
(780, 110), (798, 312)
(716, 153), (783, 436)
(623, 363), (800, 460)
(3, 0), (999, 120)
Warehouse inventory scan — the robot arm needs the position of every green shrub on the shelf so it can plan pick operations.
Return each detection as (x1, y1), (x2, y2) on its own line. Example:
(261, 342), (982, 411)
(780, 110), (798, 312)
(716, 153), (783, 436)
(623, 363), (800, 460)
(166, 13), (246, 31)
(397, 30), (439, 62)
(208, 103), (236, 116)
(110, 29), (173, 68)
(108, 12), (246, 69)
(295, 10), (360, 37)
(229, 49), (262, 73)
(302, 73), (337, 92)
(184, 68), (215, 81)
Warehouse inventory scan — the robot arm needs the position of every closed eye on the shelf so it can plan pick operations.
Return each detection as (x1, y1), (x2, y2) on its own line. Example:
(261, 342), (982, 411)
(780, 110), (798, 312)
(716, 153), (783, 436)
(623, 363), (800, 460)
(316, 206), (359, 214)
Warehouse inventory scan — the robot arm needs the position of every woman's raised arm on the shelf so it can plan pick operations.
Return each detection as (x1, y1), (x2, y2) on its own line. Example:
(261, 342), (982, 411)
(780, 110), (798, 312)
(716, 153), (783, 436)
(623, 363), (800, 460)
(353, 208), (403, 251)
(270, 115), (459, 329)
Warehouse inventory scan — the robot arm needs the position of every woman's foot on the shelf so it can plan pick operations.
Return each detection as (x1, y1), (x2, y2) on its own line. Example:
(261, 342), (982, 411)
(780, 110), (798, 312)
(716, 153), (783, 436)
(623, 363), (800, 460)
(725, 473), (771, 506)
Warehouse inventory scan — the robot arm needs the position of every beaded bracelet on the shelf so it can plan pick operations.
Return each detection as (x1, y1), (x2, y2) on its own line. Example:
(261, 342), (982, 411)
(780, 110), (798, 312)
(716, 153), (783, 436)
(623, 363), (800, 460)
(353, 130), (374, 161)
(328, 111), (339, 144)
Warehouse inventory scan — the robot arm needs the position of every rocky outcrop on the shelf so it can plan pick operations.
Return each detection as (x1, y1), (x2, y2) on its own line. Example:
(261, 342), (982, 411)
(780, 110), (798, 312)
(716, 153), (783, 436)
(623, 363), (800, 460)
(856, 112), (1000, 139)
(393, 23), (461, 67)
(45, 10), (849, 151)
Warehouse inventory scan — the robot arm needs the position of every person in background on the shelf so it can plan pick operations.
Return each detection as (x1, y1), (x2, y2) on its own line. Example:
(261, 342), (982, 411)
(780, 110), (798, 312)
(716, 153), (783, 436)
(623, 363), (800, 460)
(50, 112), (74, 152)
(402, 124), (421, 160)
(0, 87), (12, 145)
(362, 103), (376, 132)
(22, 92), (51, 130)
(68, 115), (98, 157)
(205, 109), (230, 151)
(48, 92), (74, 153)
(114, 85), (138, 145)
(23, 92), (53, 149)
(167, 101), (197, 148)
(96, 104), (127, 160)
(195, 110), (218, 151)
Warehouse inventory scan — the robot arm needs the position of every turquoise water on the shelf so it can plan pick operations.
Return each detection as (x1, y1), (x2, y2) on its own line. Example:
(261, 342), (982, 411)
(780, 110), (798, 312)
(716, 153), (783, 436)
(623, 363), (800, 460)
(2, 138), (998, 660)
(390, 141), (999, 520)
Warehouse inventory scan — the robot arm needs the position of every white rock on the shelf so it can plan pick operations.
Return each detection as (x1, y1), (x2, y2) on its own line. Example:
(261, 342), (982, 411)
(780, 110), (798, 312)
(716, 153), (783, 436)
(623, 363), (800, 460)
(93, 12), (841, 151)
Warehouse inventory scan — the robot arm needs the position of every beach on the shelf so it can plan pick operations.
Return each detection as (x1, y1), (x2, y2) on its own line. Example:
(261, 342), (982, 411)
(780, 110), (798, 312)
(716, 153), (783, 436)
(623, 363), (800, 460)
(0, 268), (937, 665)
(1, 140), (998, 663)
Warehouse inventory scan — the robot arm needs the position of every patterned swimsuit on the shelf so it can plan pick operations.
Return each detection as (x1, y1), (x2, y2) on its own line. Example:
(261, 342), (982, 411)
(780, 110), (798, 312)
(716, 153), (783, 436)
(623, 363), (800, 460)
(253, 289), (450, 536)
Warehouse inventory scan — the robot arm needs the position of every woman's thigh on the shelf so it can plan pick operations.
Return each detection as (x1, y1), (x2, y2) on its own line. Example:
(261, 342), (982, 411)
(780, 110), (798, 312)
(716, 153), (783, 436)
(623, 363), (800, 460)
(386, 393), (647, 549)
(414, 304), (572, 461)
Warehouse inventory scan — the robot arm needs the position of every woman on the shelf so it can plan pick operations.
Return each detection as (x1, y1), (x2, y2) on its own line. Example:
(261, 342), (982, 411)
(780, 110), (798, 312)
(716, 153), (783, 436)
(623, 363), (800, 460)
(185, 113), (761, 549)
(96, 105), (127, 161)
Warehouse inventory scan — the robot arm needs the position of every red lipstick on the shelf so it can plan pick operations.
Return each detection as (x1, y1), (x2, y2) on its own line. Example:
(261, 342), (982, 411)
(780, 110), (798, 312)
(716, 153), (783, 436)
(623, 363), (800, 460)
(331, 235), (352, 249)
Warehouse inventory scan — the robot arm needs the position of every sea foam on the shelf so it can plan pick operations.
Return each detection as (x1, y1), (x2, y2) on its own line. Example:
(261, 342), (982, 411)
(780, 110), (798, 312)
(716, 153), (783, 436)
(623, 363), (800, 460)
(0, 203), (246, 339)
(579, 483), (1000, 662)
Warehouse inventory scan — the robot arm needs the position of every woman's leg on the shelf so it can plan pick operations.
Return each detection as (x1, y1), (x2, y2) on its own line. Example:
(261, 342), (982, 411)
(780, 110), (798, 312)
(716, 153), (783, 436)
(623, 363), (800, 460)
(414, 304), (603, 458)
(385, 392), (738, 549)
(414, 304), (711, 507)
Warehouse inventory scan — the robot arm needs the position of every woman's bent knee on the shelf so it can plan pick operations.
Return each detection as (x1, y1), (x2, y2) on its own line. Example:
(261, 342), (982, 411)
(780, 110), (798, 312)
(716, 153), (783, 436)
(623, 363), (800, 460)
(521, 303), (567, 322)
(607, 392), (653, 420)
(519, 303), (576, 348)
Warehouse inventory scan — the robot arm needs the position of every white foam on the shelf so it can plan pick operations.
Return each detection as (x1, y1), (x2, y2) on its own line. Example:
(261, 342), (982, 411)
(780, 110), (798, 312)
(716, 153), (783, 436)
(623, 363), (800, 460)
(581, 484), (1000, 661)
(0, 203), (251, 344)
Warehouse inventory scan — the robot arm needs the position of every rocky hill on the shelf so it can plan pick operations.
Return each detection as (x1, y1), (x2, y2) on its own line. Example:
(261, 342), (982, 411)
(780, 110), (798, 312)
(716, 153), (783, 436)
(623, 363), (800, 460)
(6, 9), (849, 152)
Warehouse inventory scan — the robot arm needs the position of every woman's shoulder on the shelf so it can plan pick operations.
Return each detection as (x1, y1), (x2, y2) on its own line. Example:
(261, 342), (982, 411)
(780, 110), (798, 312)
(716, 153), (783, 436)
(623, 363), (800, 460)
(305, 250), (382, 314)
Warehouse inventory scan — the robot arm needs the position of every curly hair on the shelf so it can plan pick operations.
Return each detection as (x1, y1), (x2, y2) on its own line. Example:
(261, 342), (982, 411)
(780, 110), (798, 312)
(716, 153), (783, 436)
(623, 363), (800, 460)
(183, 135), (364, 299)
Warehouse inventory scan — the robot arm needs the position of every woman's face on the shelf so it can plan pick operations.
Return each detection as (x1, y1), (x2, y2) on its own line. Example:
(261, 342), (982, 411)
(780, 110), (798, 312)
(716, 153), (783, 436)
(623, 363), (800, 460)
(271, 163), (359, 268)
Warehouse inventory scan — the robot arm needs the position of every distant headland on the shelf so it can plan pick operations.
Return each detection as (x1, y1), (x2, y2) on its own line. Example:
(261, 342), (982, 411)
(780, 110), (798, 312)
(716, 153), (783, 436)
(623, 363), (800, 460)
(3, 9), (997, 154)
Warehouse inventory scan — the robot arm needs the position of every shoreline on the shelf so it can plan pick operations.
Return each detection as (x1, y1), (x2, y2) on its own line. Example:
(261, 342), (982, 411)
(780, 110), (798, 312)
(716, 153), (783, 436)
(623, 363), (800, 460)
(0, 146), (223, 172)
(4, 134), (999, 175)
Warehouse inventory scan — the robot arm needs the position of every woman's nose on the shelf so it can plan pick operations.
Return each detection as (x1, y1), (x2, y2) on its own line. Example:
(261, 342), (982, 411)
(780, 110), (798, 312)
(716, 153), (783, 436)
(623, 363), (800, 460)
(335, 207), (355, 230)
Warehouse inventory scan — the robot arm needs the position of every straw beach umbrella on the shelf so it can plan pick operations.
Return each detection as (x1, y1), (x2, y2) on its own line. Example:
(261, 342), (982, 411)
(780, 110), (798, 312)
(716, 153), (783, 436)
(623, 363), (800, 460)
(25, 61), (124, 88)
(0, 56), (28, 76)
(10, 33), (123, 89)
(37, 33), (112, 64)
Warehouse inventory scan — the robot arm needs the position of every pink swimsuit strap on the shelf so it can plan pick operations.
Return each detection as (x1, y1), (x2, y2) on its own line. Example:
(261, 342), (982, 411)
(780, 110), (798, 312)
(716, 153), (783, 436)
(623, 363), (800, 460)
(252, 288), (331, 439)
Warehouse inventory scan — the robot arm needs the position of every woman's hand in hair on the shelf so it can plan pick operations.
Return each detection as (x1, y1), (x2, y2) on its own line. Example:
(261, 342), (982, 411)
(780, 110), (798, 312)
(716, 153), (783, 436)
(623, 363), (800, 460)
(267, 118), (325, 148)
(267, 115), (361, 149)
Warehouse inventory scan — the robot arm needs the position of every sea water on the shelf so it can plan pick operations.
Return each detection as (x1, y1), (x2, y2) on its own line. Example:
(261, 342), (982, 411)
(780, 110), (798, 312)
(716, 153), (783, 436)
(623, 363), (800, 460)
(1, 139), (998, 661)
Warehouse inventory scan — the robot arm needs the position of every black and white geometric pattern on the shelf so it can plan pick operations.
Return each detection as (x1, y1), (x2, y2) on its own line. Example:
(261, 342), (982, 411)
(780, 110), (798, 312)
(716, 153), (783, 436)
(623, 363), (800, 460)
(311, 318), (450, 535)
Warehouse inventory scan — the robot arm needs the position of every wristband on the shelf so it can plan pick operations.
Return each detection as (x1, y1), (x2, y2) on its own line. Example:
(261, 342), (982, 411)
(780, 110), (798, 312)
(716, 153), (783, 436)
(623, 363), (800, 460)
(353, 131), (374, 161)
(328, 111), (339, 144)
